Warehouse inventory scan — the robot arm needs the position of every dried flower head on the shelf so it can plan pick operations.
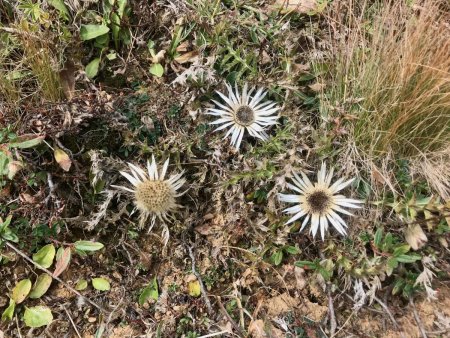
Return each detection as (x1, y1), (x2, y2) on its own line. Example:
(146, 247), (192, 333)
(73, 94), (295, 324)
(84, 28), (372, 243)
(405, 224), (428, 251)
(278, 163), (364, 240)
(111, 156), (185, 235)
(207, 83), (280, 150)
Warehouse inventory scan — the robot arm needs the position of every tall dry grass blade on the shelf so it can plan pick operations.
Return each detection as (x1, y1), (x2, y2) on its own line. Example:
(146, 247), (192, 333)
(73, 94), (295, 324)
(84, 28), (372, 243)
(322, 0), (450, 197)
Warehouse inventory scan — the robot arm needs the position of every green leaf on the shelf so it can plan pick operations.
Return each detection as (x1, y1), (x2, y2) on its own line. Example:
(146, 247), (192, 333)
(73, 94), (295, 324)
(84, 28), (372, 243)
(0, 215), (12, 232)
(392, 279), (405, 295)
(8, 135), (44, 149)
(32, 244), (56, 268)
(75, 279), (88, 291)
(92, 278), (110, 291)
(85, 58), (101, 79)
(149, 63), (164, 77)
(1, 229), (19, 242)
(386, 257), (398, 276)
(318, 267), (332, 281)
(80, 25), (110, 41)
(374, 228), (383, 248)
(396, 254), (422, 263)
(29, 274), (53, 299)
(1, 298), (15, 321)
(48, 0), (70, 19)
(393, 244), (411, 257)
(111, 0), (127, 48)
(284, 246), (300, 255)
(23, 306), (53, 328)
(295, 260), (318, 269)
(270, 250), (283, 266)
(139, 277), (158, 306)
(12, 279), (32, 304)
(74, 241), (104, 252)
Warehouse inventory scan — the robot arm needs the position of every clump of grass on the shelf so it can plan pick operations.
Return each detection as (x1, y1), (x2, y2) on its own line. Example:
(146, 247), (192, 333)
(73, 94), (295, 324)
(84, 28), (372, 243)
(17, 20), (63, 101)
(322, 0), (450, 195)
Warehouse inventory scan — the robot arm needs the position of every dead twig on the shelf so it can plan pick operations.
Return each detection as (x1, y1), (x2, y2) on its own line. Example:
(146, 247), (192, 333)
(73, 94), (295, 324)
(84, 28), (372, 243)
(5, 241), (106, 313)
(185, 243), (213, 314)
(62, 306), (82, 338)
(328, 285), (337, 336)
(216, 296), (245, 337)
(410, 297), (428, 338)
(15, 314), (23, 338)
(373, 296), (406, 338)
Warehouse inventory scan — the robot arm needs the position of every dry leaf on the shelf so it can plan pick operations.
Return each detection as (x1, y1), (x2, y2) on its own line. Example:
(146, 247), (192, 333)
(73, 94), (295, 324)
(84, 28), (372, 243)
(176, 41), (189, 52)
(7, 161), (24, 179)
(308, 82), (325, 92)
(248, 319), (284, 338)
(151, 50), (166, 63)
(263, 293), (299, 317)
(54, 148), (72, 171)
(174, 50), (199, 64)
(53, 247), (71, 278)
(272, 0), (318, 14)
(59, 61), (76, 100)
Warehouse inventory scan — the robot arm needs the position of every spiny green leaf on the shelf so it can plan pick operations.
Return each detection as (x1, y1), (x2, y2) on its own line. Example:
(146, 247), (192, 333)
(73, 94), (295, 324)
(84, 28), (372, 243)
(374, 228), (383, 248)
(270, 250), (283, 266)
(396, 254), (422, 263)
(393, 244), (411, 257)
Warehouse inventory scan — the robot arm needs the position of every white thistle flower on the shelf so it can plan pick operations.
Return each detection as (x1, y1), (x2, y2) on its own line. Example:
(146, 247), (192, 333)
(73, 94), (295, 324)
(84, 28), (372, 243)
(206, 83), (280, 150)
(278, 163), (364, 240)
(111, 156), (185, 239)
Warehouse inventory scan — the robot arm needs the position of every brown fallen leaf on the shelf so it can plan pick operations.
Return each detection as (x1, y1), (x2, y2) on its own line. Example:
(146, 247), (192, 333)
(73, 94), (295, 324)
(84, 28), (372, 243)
(174, 50), (199, 64)
(59, 60), (77, 100)
(248, 319), (284, 338)
(271, 0), (319, 14)
(53, 247), (71, 278)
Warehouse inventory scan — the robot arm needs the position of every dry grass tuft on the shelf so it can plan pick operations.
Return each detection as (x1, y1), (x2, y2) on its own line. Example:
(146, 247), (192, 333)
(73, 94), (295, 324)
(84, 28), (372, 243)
(17, 21), (63, 102)
(323, 0), (450, 196)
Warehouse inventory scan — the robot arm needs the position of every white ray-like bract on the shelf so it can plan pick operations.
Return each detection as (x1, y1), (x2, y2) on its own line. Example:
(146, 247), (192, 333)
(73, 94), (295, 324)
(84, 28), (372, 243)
(207, 83), (280, 150)
(111, 156), (185, 243)
(278, 163), (364, 240)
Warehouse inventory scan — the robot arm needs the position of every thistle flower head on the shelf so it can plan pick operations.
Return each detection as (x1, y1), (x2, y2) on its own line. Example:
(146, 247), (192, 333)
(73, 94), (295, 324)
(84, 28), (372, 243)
(111, 156), (185, 226)
(278, 163), (364, 240)
(206, 83), (280, 150)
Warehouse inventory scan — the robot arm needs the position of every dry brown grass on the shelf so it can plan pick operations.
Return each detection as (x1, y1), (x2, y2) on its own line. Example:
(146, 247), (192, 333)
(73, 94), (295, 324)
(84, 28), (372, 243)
(323, 0), (450, 196)
(0, 22), (63, 108)
(17, 21), (63, 102)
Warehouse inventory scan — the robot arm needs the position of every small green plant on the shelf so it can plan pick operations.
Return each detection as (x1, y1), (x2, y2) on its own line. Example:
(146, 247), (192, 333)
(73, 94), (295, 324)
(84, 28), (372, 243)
(0, 216), (19, 248)
(1, 226), (104, 325)
(0, 127), (44, 187)
(226, 161), (276, 186)
(80, 0), (131, 78)
(269, 245), (301, 266)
